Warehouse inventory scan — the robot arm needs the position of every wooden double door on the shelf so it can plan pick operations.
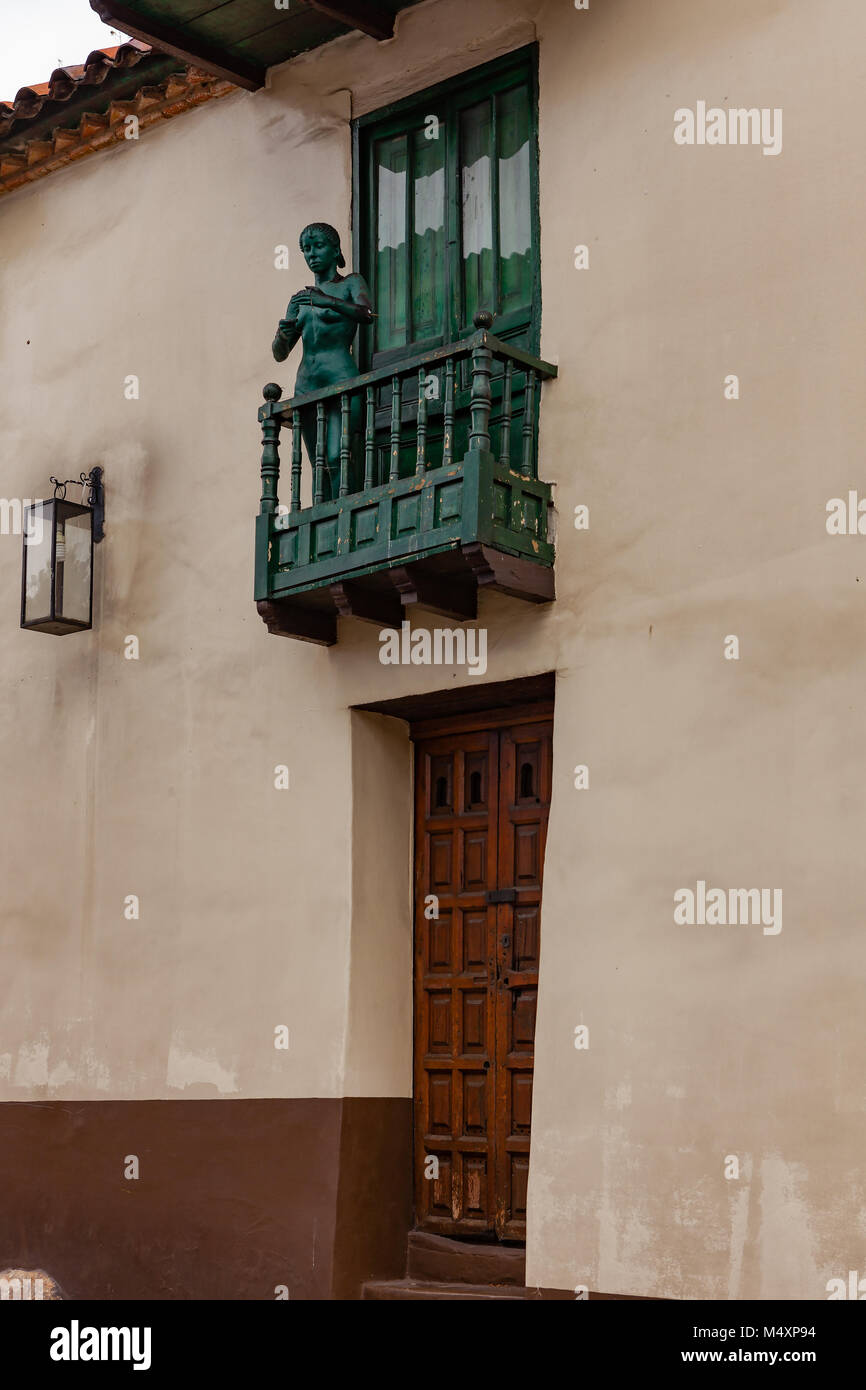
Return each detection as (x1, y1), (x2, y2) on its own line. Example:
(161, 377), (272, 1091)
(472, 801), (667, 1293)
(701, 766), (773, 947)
(412, 708), (552, 1240)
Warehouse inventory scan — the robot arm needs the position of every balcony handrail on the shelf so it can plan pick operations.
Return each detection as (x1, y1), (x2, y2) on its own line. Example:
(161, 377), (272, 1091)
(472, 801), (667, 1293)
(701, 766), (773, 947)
(258, 313), (558, 518)
(274, 328), (557, 418)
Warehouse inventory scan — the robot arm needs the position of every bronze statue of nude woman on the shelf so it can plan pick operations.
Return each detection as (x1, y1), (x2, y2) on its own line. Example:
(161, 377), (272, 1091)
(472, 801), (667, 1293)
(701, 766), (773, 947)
(272, 223), (374, 501)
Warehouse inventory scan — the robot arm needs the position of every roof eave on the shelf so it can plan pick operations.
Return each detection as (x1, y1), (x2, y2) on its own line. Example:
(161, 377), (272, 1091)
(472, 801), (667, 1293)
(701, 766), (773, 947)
(89, 1), (267, 90)
(90, 0), (400, 91)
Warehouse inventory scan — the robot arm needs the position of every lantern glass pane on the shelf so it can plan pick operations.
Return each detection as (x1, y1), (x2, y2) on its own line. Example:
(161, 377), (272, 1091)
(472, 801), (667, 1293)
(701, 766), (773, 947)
(56, 509), (91, 624)
(23, 501), (52, 625)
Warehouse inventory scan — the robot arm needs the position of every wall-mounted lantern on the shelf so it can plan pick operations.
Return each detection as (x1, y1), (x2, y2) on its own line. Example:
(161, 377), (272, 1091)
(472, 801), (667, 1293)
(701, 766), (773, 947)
(20, 468), (105, 635)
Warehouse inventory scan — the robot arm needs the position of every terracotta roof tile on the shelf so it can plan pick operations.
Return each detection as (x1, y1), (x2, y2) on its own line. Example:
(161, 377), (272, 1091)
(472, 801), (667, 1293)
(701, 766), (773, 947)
(1, 42), (151, 124)
(0, 42), (235, 196)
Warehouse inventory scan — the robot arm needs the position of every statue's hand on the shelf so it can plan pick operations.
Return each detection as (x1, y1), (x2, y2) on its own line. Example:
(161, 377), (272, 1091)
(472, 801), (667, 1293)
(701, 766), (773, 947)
(289, 289), (312, 310)
(278, 317), (296, 337)
(306, 286), (333, 309)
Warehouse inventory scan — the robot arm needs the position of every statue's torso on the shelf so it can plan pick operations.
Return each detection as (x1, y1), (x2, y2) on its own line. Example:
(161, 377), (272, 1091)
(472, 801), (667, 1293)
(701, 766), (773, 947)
(295, 276), (362, 394)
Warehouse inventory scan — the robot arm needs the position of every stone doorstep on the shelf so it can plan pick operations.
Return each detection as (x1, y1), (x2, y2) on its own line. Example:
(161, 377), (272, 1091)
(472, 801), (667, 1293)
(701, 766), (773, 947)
(363, 1230), (574, 1299)
(362, 1278), (649, 1301)
(363, 1279), (542, 1300)
(407, 1230), (526, 1287)
(363, 1232), (655, 1300)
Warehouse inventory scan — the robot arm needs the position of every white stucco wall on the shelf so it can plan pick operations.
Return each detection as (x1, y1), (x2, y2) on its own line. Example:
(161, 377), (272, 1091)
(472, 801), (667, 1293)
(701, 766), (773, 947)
(0, 0), (864, 1298)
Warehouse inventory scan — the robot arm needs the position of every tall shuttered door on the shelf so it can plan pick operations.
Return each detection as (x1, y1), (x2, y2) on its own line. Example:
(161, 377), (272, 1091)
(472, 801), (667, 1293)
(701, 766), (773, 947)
(413, 713), (552, 1240)
(357, 47), (540, 369)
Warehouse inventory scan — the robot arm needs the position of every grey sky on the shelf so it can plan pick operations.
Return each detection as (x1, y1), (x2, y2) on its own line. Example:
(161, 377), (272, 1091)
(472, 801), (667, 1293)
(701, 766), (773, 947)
(0, 0), (130, 101)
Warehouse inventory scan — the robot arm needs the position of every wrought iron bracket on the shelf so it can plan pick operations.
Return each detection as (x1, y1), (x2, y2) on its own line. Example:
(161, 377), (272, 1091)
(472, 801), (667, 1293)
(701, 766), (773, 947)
(49, 467), (105, 543)
(88, 467), (105, 544)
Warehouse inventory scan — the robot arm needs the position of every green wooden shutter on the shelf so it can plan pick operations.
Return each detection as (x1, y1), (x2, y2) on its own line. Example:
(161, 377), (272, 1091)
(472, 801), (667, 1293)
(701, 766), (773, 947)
(356, 46), (539, 370)
(496, 82), (535, 324)
(373, 133), (409, 353)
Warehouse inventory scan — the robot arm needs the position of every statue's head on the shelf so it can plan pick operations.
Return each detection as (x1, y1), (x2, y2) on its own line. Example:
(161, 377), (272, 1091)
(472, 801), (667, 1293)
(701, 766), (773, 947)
(299, 223), (345, 274)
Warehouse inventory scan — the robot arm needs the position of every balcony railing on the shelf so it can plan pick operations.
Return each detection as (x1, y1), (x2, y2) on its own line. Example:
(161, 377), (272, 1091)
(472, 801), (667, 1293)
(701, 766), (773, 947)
(254, 311), (557, 644)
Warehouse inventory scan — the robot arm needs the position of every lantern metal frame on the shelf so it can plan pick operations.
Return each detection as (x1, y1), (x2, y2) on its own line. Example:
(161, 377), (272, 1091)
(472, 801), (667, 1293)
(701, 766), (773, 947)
(20, 468), (104, 636)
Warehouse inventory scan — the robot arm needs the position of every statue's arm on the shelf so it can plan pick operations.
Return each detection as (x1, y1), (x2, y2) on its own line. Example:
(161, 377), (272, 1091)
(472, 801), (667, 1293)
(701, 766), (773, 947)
(272, 310), (302, 362)
(303, 276), (375, 324)
(345, 274), (375, 325)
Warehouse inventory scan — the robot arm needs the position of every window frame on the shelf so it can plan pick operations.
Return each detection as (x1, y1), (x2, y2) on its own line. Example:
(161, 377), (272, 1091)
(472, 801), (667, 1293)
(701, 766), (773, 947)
(352, 44), (541, 373)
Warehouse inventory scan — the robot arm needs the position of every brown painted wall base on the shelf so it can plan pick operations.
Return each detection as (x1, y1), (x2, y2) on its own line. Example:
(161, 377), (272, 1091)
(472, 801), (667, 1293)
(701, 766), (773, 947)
(0, 1097), (411, 1300)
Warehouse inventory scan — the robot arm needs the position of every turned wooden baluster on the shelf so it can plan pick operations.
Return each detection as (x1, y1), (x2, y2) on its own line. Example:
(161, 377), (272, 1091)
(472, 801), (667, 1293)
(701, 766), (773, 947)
(364, 386), (375, 490)
(499, 358), (514, 471)
(389, 374), (401, 483)
(521, 368), (537, 479)
(416, 369), (428, 475)
(259, 382), (282, 515)
(314, 400), (325, 505)
(290, 409), (302, 513)
(339, 392), (351, 497)
(442, 358), (455, 468)
(469, 310), (494, 452)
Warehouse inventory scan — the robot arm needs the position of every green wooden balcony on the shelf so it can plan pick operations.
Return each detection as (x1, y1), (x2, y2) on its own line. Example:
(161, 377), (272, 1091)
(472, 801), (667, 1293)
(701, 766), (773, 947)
(254, 312), (557, 644)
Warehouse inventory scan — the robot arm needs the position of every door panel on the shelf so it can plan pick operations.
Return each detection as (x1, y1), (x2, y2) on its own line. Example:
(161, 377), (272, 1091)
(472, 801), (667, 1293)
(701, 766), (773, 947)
(494, 722), (551, 1239)
(414, 730), (498, 1235)
(413, 714), (552, 1240)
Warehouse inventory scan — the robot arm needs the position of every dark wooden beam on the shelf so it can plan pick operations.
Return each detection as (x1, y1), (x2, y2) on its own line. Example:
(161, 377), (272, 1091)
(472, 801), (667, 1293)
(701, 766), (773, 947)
(89, 1), (266, 90)
(356, 673), (556, 726)
(390, 564), (477, 621)
(462, 544), (556, 605)
(307, 0), (396, 41)
(257, 599), (336, 645)
(329, 581), (402, 627)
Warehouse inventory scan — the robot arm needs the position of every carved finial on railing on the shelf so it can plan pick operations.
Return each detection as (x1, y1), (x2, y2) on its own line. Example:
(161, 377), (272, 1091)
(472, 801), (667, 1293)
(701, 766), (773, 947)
(522, 369), (538, 480)
(469, 315), (494, 452)
(259, 383), (283, 516)
(442, 358), (456, 468)
(416, 368), (428, 476)
(364, 386), (376, 490)
(389, 375), (402, 483)
(290, 411), (302, 513)
(314, 401), (326, 505)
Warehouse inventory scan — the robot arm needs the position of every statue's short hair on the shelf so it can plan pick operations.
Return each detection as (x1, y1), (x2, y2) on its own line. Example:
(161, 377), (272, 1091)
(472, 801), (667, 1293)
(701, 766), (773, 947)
(299, 222), (346, 269)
